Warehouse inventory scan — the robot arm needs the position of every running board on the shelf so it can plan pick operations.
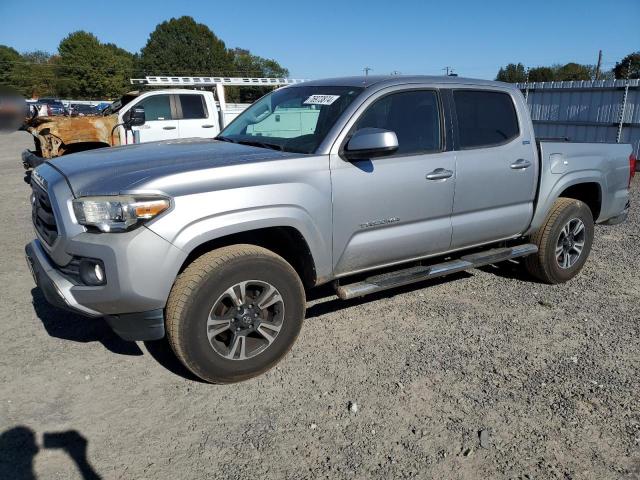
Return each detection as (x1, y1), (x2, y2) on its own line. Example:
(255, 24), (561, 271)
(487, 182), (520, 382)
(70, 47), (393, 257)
(335, 243), (538, 300)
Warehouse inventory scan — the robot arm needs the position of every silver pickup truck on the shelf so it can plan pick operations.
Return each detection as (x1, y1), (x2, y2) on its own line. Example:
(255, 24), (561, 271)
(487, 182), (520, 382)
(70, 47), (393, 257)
(25, 76), (635, 383)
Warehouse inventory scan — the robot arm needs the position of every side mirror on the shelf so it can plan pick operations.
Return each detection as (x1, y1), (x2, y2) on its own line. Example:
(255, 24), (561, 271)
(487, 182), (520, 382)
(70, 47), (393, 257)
(344, 128), (398, 160)
(124, 106), (145, 128)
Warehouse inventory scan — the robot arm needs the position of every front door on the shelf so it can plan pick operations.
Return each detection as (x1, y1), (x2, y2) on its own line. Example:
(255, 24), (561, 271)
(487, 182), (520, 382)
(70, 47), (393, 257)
(130, 93), (180, 143)
(331, 88), (456, 276)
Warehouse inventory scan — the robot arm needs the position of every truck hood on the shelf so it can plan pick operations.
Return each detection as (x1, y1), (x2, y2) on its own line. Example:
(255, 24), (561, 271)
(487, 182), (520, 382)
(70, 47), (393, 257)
(47, 138), (300, 196)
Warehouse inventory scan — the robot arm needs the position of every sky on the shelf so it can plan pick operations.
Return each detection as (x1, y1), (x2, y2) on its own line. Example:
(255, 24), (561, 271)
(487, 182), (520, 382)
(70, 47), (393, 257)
(0, 0), (638, 80)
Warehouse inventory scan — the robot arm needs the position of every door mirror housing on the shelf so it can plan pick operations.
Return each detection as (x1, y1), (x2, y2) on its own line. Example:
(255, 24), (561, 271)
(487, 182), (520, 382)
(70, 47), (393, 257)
(124, 106), (145, 128)
(344, 128), (398, 160)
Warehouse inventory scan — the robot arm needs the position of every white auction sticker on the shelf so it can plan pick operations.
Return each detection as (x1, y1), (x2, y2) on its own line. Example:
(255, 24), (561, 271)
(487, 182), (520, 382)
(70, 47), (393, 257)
(303, 94), (340, 106)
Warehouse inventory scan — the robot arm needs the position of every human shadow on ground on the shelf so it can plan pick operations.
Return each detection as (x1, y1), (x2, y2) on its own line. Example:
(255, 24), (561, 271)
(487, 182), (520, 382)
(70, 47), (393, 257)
(30, 288), (143, 356)
(0, 426), (101, 480)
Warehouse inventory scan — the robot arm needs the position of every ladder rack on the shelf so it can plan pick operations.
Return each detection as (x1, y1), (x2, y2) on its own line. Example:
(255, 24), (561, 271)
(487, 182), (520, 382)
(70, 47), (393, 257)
(130, 76), (307, 87)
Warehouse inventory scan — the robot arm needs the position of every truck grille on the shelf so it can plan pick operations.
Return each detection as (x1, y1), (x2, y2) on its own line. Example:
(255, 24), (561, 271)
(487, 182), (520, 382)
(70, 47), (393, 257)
(31, 181), (58, 246)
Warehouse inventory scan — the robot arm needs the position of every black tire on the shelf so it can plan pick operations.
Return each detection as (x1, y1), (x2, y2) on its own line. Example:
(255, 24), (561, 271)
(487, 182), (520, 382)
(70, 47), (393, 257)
(165, 244), (305, 383)
(525, 197), (594, 284)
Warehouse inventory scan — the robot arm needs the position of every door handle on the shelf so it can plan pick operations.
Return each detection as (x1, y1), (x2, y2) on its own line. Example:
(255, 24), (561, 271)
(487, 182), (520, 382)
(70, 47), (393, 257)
(163, 126), (177, 130)
(510, 159), (532, 169)
(201, 124), (214, 128)
(425, 168), (454, 180)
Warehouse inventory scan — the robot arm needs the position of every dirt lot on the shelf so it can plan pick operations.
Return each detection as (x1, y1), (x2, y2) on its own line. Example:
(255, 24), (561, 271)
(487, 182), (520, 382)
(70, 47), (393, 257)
(0, 130), (638, 479)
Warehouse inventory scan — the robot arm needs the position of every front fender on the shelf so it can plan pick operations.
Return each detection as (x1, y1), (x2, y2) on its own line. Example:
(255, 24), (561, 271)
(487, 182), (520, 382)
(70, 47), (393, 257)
(160, 204), (331, 281)
(146, 166), (334, 282)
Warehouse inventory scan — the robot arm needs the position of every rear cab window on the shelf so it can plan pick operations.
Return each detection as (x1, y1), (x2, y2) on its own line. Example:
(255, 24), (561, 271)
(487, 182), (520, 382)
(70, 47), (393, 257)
(452, 90), (519, 149)
(179, 94), (208, 119)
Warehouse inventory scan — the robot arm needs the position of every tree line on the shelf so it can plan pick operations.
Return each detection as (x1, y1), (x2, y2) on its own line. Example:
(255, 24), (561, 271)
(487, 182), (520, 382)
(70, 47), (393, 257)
(0, 16), (288, 101)
(496, 52), (640, 83)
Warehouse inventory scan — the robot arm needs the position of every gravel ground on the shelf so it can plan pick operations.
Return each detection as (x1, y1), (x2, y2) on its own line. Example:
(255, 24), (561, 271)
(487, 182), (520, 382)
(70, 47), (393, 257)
(0, 131), (639, 479)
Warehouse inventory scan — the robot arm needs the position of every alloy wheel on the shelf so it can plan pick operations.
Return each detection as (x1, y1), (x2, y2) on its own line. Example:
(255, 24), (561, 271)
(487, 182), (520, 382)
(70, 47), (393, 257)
(206, 280), (285, 360)
(555, 218), (586, 269)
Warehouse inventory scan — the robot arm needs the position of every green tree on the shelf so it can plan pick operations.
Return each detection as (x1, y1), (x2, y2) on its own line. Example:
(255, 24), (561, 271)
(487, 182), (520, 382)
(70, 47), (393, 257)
(8, 51), (57, 98)
(101, 43), (136, 96)
(228, 48), (289, 102)
(528, 66), (555, 82)
(231, 48), (289, 77)
(139, 16), (233, 76)
(612, 52), (640, 79)
(554, 62), (592, 81)
(54, 31), (135, 99)
(496, 63), (527, 83)
(55, 31), (103, 98)
(0, 45), (20, 89)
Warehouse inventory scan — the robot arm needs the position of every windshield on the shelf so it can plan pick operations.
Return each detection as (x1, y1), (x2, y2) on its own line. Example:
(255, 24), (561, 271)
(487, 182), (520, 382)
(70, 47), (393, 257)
(218, 85), (363, 154)
(102, 93), (138, 116)
(102, 99), (123, 116)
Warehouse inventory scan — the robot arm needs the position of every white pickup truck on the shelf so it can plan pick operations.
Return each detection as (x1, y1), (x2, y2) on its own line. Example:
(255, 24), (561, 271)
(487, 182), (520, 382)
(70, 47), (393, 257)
(22, 77), (304, 165)
(112, 89), (244, 144)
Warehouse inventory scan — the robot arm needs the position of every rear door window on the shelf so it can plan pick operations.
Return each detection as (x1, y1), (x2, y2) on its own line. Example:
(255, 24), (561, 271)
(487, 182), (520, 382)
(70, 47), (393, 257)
(453, 90), (519, 149)
(179, 94), (207, 119)
(134, 95), (173, 121)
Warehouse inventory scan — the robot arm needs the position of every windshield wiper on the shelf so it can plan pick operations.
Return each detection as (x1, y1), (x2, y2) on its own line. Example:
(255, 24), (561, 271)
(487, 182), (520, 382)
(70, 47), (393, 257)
(215, 136), (236, 143)
(235, 139), (283, 151)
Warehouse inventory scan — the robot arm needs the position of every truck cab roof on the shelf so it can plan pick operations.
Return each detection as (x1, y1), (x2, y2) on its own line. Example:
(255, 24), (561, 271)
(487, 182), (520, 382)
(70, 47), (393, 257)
(300, 75), (516, 90)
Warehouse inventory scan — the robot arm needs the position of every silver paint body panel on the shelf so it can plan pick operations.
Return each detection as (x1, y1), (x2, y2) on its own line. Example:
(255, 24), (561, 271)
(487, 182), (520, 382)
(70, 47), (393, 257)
(28, 75), (632, 316)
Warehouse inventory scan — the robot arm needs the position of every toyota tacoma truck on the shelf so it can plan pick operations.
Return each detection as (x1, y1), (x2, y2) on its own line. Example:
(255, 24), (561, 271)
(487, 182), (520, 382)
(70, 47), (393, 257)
(25, 76), (635, 383)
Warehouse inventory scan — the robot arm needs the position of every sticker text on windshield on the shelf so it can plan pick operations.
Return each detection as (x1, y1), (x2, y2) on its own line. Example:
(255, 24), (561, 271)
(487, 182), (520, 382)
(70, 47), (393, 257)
(303, 95), (340, 106)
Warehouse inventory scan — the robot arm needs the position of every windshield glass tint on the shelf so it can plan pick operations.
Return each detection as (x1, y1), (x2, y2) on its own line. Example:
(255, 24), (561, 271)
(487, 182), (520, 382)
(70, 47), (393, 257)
(219, 86), (363, 153)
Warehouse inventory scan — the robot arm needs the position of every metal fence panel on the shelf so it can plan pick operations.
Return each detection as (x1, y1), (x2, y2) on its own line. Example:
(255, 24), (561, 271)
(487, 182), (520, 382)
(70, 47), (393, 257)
(516, 79), (640, 157)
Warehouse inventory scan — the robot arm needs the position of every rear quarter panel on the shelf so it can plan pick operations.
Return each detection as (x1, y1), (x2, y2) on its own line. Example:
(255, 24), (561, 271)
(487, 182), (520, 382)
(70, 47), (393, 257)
(527, 141), (632, 233)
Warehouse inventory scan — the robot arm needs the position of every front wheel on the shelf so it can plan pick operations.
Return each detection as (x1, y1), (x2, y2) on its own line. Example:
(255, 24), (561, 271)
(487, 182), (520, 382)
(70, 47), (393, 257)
(524, 197), (594, 284)
(165, 245), (305, 383)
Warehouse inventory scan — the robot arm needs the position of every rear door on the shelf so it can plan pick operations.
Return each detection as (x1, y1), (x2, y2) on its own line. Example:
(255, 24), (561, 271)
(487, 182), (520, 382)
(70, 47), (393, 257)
(330, 88), (456, 276)
(130, 93), (180, 142)
(450, 88), (537, 249)
(176, 93), (218, 138)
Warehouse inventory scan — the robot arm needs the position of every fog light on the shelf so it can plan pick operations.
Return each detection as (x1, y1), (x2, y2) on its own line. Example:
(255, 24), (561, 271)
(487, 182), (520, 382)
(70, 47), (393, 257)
(79, 259), (106, 286)
(94, 263), (104, 282)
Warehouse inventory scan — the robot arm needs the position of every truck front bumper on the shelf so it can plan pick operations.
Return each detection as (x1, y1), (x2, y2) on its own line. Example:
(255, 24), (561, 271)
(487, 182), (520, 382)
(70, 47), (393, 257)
(26, 240), (101, 317)
(25, 232), (184, 341)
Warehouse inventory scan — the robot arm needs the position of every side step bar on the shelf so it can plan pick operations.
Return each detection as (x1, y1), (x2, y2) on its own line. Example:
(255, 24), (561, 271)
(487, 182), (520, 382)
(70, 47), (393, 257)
(335, 243), (538, 300)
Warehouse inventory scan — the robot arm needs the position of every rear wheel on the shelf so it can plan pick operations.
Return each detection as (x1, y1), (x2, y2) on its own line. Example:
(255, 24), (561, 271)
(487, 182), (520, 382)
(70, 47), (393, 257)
(166, 245), (305, 383)
(525, 197), (594, 284)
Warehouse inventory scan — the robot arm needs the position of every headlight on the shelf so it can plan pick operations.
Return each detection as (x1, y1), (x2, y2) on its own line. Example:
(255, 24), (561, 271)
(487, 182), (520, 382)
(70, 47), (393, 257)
(72, 195), (170, 232)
